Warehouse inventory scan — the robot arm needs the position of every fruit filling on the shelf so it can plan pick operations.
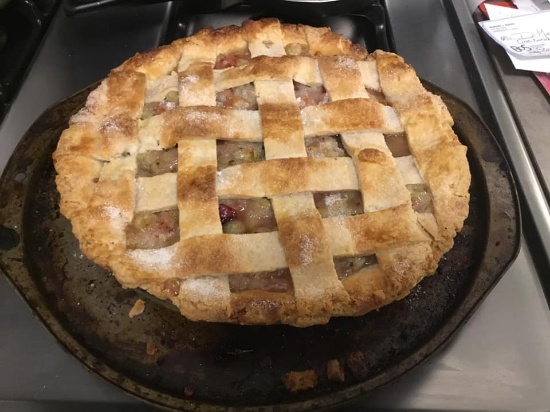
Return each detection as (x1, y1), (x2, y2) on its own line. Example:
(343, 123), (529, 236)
(219, 191), (363, 236)
(366, 88), (388, 105)
(284, 42), (310, 56)
(407, 184), (433, 213)
(313, 191), (363, 218)
(217, 140), (265, 170)
(229, 269), (294, 293)
(216, 83), (258, 110)
(384, 133), (411, 157)
(294, 81), (329, 109)
(334, 255), (378, 279)
(305, 135), (347, 158)
(219, 198), (277, 234)
(214, 50), (252, 69)
(137, 147), (178, 177)
(215, 81), (328, 112)
(126, 209), (180, 249)
(228, 255), (378, 293)
(141, 90), (179, 120)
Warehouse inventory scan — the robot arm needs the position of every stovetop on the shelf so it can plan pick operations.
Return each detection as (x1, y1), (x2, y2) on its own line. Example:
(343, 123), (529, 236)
(0, 0), (59, 123)
(162, 0), (391, 51)
(1, 0), (550, 410)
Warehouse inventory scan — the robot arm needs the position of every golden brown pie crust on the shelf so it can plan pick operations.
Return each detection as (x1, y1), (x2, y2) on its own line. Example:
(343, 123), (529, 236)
(53, 19), (471, 327)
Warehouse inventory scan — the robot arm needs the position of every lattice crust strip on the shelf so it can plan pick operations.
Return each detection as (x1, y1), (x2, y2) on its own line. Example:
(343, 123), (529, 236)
(53, 19), (471, 327)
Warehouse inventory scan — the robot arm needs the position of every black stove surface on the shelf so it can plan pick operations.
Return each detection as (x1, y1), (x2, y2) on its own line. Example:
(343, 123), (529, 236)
(62, 0), (391, 52)
(164, 0), (392, 52)
(0, 0), (59, 123)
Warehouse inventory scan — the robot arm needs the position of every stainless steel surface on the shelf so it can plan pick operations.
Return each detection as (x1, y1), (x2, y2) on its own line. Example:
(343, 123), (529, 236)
(482, 37), (550, 202)
(500, 70), (550, 187)
(1, 0), (550, 410)
(447, 0), (550, 269)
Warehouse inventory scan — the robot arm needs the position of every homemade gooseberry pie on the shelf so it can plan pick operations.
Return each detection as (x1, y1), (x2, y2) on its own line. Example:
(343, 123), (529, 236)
(53, 19), (470, 327)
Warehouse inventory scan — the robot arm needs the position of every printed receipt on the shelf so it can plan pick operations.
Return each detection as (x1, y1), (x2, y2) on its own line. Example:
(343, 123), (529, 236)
(479, 10), (550, 58)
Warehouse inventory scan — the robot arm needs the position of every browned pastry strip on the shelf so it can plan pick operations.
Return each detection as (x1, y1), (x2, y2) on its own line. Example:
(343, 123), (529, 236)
(259, 100), (306, 157)
(178, 62), (216, 107)
(318, 55), (367, 100)
(302, 99), (403, 137)
(217, 157), (359, 198)
(323, 204), (431, 257)
(177, 146), (221, 238)
(136, 173), (177, 212)
(214, 55), (322, 90)
(160, 106), (262, 146)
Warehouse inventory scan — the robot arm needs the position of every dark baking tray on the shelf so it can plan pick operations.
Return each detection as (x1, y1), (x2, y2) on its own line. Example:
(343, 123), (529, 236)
(0, 81), (519, 411)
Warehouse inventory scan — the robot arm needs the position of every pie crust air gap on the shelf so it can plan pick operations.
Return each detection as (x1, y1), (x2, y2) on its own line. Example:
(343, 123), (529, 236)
(53, 19), (471, 327)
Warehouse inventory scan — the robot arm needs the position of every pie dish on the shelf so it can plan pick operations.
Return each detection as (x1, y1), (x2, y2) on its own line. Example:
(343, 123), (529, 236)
(52, 19), (471, 327)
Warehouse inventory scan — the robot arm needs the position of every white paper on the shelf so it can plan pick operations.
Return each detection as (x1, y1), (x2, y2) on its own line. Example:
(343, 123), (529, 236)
(513, 0), (550, 12)
(479, 10), (550, 58)
(480, 5), (550, 72)
(485, 3), (531, 19)
(508, 52), (550, 71)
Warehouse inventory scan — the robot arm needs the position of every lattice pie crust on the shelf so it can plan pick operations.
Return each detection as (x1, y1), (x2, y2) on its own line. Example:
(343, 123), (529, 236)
(53, 19), (470, 327)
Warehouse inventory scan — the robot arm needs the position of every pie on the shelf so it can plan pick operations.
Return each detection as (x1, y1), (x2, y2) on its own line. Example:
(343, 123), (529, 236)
(52, 19), (471, 327)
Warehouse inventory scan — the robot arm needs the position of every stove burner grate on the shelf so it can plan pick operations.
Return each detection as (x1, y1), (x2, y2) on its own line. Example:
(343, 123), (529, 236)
(0, 0), (59, 124)
(164, 0), (392, 53)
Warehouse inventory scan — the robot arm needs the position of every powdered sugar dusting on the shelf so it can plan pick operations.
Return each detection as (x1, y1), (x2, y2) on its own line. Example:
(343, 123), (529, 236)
(303, 279), (326, 297)
(128, 247), (175, 270)
(102, 206), (126, 229)
(298, 235), (316, 266)
(392, 256), (411, 276)
(335, 56), (358, 71)
(69, 108), (95, 124)
(331, 215), (347, 230)
(217, 167), (243, 192)
(185, 109), (222, 123)
(101, 117), (122, 133)
(183, 74), (199, 85)
(181, 276), (228, 301)
(385, 106), (404, 132)
(103, 206), (121, 219)
(323, 193), (342, 208)
(84, 80), (108, 112)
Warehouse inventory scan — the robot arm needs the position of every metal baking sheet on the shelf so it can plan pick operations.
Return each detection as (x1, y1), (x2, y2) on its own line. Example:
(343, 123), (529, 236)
(0, 76), (519, 410)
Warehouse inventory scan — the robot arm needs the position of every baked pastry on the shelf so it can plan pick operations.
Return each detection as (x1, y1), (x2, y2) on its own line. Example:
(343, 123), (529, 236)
(53, 19), (470, 327)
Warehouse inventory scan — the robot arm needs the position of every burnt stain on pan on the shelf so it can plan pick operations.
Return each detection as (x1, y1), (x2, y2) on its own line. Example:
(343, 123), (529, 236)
(0, 225), (20, 250)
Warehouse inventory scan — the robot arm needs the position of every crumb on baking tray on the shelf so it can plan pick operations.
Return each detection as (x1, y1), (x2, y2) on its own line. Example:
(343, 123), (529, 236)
(282, 370), (318, 393)
(129, 298), (145, 318)
(346, 350), (369, 379)
(146, 340), (158, 356)
(327, 359), (345, 382)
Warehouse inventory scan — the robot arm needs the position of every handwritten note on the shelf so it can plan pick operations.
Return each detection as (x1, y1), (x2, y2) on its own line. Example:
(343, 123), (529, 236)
(479, 10), (550, 58)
